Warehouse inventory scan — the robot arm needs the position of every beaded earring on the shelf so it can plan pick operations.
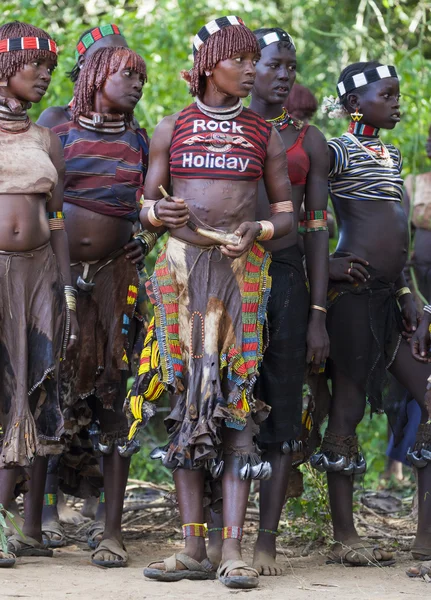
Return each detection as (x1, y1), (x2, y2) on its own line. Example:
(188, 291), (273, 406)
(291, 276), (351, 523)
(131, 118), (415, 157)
(205, 70), (212, 77)
(0, 80), (8, 87)
(350, 107), (363, 122)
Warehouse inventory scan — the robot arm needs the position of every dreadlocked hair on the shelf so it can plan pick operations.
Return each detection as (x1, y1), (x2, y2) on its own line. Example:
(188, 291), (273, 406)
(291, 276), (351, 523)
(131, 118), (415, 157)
(253, 27), (295, 51)
(72, 46), (147, 124)
(67, 28), (128, 83)
(338, 61), (382, 108)
(185, 24), (260, 98)
(0, 22), (57, 80)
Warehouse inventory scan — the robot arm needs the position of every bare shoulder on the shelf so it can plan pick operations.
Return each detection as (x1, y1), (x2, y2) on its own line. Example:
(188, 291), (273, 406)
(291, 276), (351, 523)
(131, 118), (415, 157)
(37, 105), (70, 129)
(303, 124), (328, 156)
(151, 111), (182, 148)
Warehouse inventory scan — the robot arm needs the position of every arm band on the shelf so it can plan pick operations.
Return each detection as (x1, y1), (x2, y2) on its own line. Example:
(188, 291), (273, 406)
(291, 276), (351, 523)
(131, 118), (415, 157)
(64, 285), (77, 312)
(147, 203), (163, 227)
(47, 211), (65, 231)
(134, 230), (158, 255)
(270, 201), (293, 215)
(256, 220), (274, 241)
(424, 304), (431, 316)
(304, 209), (328, 233)
(395, 287), (411, 300)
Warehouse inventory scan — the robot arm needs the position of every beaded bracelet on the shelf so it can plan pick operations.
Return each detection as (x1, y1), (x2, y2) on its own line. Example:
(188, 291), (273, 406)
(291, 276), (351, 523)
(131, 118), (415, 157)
(44, 493), (57, 506)
(182, 523), (207, 538)
(256, 220), (274, 241)
(305, 210), (328, 233)
(222, 526), (243, 541)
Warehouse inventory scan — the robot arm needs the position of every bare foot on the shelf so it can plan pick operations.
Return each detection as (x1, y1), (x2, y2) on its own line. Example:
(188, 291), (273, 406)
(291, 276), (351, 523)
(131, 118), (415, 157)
(252, 532), (282, 576)
(57, 491), (87, 525)
(81, 497), (98, 520)
(406, 560), (431, 579)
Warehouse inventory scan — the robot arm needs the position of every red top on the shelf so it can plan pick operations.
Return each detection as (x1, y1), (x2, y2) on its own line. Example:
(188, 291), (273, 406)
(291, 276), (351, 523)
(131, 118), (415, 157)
(286, 125), (310, 186)
(169, 104), (272, 181)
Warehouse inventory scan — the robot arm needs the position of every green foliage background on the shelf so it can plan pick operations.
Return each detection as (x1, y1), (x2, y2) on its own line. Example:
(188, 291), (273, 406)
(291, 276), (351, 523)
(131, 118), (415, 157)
(2, 1), (427, 485)
(4, 0), (431, 175)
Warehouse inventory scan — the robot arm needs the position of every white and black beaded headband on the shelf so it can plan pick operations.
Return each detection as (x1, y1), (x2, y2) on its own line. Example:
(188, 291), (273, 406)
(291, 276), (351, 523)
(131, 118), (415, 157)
(193, 16), (245, 55)
(258, 30), (296, 51)
(337, 65), (398, 98)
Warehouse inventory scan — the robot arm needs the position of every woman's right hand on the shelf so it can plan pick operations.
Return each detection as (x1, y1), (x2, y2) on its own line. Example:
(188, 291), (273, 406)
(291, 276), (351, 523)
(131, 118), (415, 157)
(154, 196), (189, 229)
(411, 312), (431, 363)
(329, 252), (370, 283)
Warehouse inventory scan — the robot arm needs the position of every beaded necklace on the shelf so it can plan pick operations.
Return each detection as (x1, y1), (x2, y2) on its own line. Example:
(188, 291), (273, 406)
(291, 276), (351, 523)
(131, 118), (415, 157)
(344, 132), (393, 168)
(195, 97), (243, 121)
(78, 111), (126, 134)
(348, 121), (380, 137)
(266, 108), (303, 131)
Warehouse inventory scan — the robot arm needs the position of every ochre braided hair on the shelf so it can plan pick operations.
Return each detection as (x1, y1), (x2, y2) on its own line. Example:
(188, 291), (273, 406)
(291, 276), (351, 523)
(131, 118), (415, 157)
(0, 21), (57, 80)
(72, 46), (147, 124)
(185, 24), (260, 97)
(68, 27), (128, 83)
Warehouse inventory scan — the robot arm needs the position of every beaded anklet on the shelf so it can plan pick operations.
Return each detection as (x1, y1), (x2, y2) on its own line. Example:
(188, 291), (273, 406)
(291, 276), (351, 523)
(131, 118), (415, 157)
(207, 527), (223, 533)
(44, 493), (57, 506)
(99, 491), (105, 503)
(258, 528), (279, 536)
(222, 526), (243, 541)
(182, 523), (207, 538)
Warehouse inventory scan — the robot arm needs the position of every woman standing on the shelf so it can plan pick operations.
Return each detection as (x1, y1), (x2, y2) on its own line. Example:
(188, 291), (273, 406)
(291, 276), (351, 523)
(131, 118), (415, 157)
(247, 27), (329, 576)
(311, 61), (431, 571)
(53, 45), (151, 568)
(127, 16), (293, 589)
(0, 21), (77, 565)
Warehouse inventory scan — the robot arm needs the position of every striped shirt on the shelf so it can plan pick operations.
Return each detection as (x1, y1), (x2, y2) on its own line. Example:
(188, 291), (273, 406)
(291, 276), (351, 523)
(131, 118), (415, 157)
(169, 104), (272, 181)
(54, 122), (149, 222)
(328, 134), (403, 203)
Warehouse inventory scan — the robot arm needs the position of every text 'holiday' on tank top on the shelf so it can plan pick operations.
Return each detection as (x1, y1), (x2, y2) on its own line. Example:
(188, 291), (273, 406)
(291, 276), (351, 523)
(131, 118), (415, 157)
(169, 103), (272, 181)
(328, 134), (403, 203)
(286, 125), (310, 186)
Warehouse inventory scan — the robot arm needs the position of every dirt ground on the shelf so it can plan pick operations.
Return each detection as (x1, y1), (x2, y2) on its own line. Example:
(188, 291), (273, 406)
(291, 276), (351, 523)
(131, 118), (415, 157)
(2, 541), (429, 600)
(2, 485), (430, 600)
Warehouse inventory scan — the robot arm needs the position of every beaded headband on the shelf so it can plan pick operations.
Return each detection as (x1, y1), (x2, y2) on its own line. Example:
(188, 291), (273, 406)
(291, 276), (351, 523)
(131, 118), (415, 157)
(337, 65), (398, 98)
(75, 24), (122, 59)
(193, 16), (245, 55)
(258, 30), (296, 51)
(0, 37), (58, 54)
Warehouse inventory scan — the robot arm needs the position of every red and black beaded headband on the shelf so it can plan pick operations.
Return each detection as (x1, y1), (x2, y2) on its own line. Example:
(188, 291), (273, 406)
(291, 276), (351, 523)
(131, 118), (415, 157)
(337, 65), (398, 98)
(258, 30), (296, 51)
(75, 24), (122, 59)
(0, 37), (58, 54)
(193, 16), (245, 55)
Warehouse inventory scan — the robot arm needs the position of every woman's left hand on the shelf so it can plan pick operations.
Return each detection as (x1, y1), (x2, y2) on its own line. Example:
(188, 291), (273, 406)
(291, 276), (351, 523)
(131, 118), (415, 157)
(67, 312), (80, 353)
(124, 239), (145, 266)
(399, 294), (418, 339)
(220, 221), (260, 259)
(306, 314), (330, 374)
(411, 313), (431, 362)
